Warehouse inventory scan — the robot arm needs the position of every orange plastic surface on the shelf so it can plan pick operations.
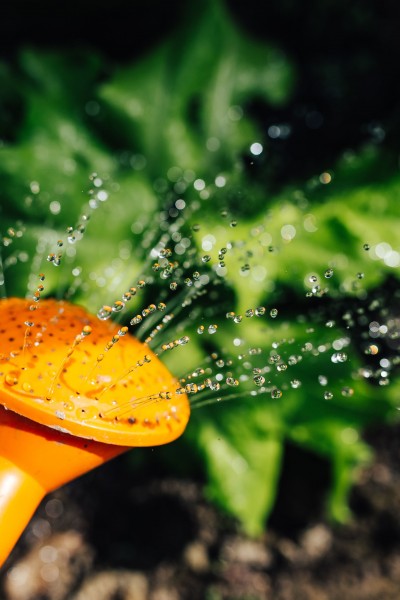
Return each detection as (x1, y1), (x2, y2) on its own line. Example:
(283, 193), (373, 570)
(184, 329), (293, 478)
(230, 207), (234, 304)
(0, 297), (190, 568)
(0, 298), (190, 446)
(0, 404), (126, 567)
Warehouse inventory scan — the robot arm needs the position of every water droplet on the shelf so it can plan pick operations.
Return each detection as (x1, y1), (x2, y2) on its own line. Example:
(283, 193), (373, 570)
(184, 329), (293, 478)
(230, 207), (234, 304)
(245, 309), (255, 318)
(331, 352), (348, 363)
(270, 308), (278, 318)
(209, 381), (221, 391)
(249, 347), (261, 356)
(130, 315), (143, 325)
(324, 391), (333, 400)
(290, 379), (302, 389)
(226, 377), (239, 387)
(5, 374), (18, 386)
(97, 305), (112, 320)
(357, 272), (364, 279)
(160, 269), (171, 281)
(185, 383), (198, 394)
(202, 255), (211, 263)
(197, 325), (205, 334)
(112, 300), (125, 313)
(255, 307), (266, 317)
(269, 353), (281, 364)
(271, 389), (282, 399)
(341, 387), (354, 397)
(366, 344), (379, 355)
(159, 248), (172, 258)
(363, 243), (370, 251)
(208, 324), (218, 334)
(324, 268), (333, 278)
(309, 275), (318, 283)
(253, 375), (265, 386)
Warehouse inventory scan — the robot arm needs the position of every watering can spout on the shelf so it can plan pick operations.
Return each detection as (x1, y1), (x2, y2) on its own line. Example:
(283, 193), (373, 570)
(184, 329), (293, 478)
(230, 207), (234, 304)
(0, 455), (46, 567)
(0, 405), (127, 569)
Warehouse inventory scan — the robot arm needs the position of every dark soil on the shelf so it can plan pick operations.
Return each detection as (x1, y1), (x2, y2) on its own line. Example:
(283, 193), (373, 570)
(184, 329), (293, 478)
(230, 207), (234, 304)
(1, 422), (400, 600)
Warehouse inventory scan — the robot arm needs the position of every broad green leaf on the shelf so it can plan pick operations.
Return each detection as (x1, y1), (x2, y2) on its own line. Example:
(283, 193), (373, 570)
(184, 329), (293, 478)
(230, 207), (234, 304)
(99, 0), (294, 176)
(189, 146), (400, 311)
(191, 402), (283, 536)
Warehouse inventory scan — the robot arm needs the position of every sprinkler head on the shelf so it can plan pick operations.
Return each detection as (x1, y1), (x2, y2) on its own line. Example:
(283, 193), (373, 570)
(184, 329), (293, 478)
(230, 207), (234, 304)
(0, 298), (190, 567)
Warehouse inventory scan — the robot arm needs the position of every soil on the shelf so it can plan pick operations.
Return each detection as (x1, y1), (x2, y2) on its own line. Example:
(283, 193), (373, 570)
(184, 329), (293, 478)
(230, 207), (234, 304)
(1, 422), (400, 600)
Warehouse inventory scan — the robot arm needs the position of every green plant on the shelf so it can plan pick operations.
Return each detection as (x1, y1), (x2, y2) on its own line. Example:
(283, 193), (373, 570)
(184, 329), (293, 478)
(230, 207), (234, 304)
(0, 0), (399, 536)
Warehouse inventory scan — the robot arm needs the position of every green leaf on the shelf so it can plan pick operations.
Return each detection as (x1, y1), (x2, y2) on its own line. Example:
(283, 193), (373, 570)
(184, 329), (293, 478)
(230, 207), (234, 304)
(190, 402), (283, 536)
(99, 0), (294, 175)
(188, 146), (400, 311)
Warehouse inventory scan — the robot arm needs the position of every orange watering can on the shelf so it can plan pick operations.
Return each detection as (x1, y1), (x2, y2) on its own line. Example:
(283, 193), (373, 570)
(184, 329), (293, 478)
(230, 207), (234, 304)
(0, 297), (190, 567)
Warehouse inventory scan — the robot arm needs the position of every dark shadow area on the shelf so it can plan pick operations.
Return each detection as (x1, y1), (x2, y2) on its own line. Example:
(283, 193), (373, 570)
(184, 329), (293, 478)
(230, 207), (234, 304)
(0, 0), (186, 62)
(269, 442), (331, 537)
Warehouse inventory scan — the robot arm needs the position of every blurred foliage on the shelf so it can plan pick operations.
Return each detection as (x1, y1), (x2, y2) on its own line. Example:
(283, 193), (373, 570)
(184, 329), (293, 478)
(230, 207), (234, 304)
(0, 0), (399, 536)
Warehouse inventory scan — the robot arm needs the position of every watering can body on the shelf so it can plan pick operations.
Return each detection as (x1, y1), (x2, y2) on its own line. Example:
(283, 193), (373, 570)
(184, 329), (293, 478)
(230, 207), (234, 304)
(0, 405), (127, 567)
(0, 298), (190, 568)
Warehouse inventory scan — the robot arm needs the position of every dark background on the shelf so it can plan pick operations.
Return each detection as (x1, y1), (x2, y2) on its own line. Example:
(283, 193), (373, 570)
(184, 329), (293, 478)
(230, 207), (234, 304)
(1, 0), (400, 183)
